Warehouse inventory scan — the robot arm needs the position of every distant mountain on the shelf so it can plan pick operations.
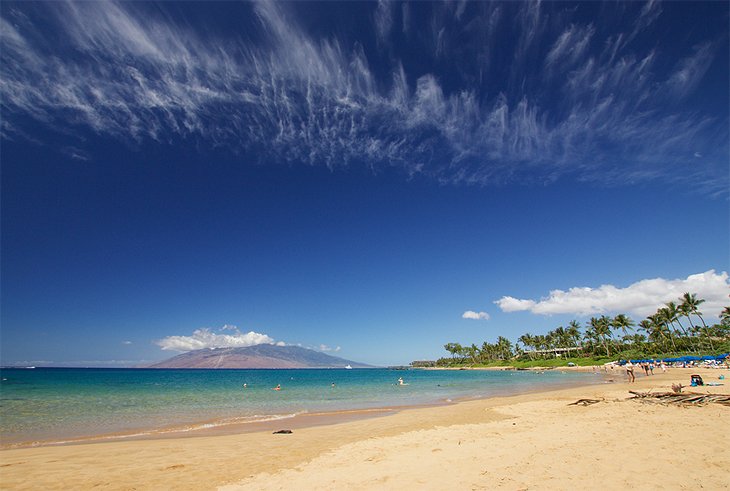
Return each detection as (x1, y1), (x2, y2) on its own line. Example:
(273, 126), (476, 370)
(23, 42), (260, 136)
(148, 344), (373, 369)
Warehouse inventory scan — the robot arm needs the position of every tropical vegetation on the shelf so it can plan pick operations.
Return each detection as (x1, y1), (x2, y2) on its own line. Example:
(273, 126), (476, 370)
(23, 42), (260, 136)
(433, 293), (730, 367)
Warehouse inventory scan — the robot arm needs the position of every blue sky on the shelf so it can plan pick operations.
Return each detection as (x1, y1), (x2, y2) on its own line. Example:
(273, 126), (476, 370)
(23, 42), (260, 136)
(1, 1), (728, 367)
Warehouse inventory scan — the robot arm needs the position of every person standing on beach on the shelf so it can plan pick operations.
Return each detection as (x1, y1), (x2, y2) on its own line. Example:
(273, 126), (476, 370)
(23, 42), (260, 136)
(625, 361), (635, 383)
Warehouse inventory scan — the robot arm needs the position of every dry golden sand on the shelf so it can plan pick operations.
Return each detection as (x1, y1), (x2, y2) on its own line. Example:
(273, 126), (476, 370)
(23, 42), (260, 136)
(1, 367), (728, 490)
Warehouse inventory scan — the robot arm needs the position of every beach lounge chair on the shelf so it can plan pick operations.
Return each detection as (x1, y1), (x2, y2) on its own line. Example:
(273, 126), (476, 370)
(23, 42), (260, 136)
(690, 374), (704, 386)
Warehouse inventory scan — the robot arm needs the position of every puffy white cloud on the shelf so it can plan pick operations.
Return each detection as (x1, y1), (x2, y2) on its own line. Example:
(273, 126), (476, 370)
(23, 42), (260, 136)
(121, 340), (132, 345)
(495, 270), (730, 318)
(494, 297), (537, 313)
(156, 326), (275, 352)
(462, 310), (490, 320)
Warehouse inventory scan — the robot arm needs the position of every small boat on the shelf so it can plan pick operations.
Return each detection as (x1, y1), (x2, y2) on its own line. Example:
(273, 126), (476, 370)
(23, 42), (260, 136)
(345, 365), (352, 369)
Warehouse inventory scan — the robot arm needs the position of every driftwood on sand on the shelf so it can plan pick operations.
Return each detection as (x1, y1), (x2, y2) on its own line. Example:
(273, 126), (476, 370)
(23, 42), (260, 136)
(567, 398), (602, 406)
(628, 391), (730, 406)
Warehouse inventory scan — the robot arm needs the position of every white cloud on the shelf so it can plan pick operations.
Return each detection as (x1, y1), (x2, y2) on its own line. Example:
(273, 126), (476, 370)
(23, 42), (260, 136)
(0, 1), (725, 194)
(494, 297), (537, 313)
(664, 42), (715, 100)
(495, 270), (730, 318)
(545, 24), (594, 71)
(122, 341), (132, 345)
(374, 0), (393, 47)
(156, 326), (275, 352)
(318, 344), (342, 352)
(462, 310), (490, 320)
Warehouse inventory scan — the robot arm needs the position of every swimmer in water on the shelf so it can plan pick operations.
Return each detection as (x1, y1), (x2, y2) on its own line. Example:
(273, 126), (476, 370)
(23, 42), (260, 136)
(273, 384), (281, 391)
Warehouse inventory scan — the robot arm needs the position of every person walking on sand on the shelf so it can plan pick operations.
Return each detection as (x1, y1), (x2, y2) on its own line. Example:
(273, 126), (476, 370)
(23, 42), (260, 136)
(625, 360), (635, 383)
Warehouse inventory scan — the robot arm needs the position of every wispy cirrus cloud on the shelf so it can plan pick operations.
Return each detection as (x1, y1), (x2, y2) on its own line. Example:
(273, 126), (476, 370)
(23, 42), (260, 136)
(0, 1), (726, 192)
(495, 270), (730, 318)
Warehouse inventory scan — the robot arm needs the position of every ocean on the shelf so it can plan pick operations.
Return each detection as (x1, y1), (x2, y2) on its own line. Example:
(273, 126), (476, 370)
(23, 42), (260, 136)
(0, 367), (605, 447)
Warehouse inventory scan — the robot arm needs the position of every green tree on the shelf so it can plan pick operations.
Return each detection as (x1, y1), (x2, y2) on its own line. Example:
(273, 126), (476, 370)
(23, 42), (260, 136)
(650, 312), (677, 352)
(612, 314), (635, 349)
(681, 292), (713, 350)
(720, 306), (730, 328)
(496, 336), (513, 360)
(590, 316), (613, 356)
(518, 333), (535, 360)
(566, 320), (583, 353)
(444, 343), (463, 360)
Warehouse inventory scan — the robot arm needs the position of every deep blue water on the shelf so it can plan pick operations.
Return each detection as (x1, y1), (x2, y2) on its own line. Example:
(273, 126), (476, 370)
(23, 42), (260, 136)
(0, 367), (604, 446)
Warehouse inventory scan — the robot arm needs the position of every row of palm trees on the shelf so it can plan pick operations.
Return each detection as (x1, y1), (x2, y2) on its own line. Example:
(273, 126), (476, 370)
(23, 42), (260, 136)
(437, 293), (730, 365)
(444, 336), (514, 363)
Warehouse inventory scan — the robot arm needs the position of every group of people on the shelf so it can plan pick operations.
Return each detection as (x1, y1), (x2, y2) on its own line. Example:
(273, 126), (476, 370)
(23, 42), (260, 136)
(625, 360), (666, 382)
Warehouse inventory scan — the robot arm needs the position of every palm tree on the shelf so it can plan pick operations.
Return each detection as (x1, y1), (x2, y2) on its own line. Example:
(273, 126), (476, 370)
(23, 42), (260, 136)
(566, 320), (583, 355)
(666, 302), (688, 339)
(496, 336), (513, 360)
(679, 293), (698, 333)
(590, 316), (612, 357)
(721, 306), (730, 327)
(612, 314), (634, 349)
(518, 333), (535, 360)
(444, 343), (464, 361)
(553, 326), (567, 348)
(658, 306), (687, 350)
(582, 323), (599, 355)
(682, 293), (713, 350)
(533, 334), (548, 358)
(630, 333), (647, 351)
(650, 312), (677, 352)
(466, 344), (480, 364)
(639, 319), (665, 351)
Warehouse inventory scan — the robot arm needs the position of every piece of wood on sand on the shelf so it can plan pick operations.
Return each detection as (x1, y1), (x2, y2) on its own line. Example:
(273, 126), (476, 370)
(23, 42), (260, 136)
(567, 398), (603, 406)
(628, 391), (730, 406)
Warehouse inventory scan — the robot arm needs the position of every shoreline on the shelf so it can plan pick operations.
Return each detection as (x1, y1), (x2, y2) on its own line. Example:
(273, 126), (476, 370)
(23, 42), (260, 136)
(422, 364), (602, 371)
(1, 369), (608, 450)
(1, 367), (727, 490)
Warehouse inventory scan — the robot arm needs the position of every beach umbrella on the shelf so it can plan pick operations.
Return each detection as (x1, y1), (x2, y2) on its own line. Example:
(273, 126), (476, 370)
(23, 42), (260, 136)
(680, 356), (700, 361)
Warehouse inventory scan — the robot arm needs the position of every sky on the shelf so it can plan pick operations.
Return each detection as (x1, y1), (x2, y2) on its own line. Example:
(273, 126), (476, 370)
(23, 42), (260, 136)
(1, 0), (728, 367)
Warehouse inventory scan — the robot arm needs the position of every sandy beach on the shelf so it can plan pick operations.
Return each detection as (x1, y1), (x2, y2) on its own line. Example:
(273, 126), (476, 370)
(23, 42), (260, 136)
(1, 367), (728, 490)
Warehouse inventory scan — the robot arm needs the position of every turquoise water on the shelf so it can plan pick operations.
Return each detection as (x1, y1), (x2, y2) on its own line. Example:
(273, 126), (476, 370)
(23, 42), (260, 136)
(0, 367), (604, 446)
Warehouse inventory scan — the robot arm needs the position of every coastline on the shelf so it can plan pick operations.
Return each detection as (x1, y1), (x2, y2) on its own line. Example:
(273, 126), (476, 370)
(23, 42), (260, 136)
(0, 367), (605, 449)
(1, 367), (727, 490)
(422, 364), (602, 372)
